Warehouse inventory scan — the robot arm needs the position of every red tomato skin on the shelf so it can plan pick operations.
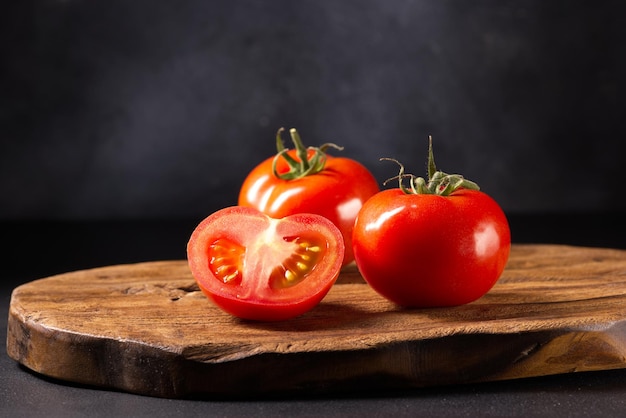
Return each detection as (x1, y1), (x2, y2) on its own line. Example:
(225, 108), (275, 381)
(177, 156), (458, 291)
(238, 151), (379, 267)
(187, 206), (345, 321)
(206, 287), (329, 322)
(352, 188), (511, 307)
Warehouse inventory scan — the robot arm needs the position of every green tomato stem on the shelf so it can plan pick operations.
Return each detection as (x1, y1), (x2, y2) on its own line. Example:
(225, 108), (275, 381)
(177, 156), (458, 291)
(382, 136), (480, 196)
(272, 128), (343, 181)
(427, 136), (437, 180)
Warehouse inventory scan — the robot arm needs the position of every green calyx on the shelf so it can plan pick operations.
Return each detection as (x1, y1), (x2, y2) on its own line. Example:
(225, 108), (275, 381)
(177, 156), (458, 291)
(382, 136), (480, 196)
(272, 127), (343, 180)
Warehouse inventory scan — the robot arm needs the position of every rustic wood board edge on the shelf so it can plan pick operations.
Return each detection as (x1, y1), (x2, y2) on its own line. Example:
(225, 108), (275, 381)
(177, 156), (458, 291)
(6, 244), (626, 399)
(8, 318), (626, 399)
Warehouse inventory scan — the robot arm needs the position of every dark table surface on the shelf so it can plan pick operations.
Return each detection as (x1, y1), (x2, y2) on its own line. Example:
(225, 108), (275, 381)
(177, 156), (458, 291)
(2, 213), (625, 417)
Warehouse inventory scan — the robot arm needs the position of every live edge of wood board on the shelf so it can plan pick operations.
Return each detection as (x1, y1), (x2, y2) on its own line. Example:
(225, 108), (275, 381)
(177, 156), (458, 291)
(7, 244), (626, 399)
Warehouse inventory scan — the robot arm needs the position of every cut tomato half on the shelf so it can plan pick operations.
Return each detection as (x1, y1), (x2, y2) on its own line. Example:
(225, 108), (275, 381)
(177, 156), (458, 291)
(187, 206), (345, 321)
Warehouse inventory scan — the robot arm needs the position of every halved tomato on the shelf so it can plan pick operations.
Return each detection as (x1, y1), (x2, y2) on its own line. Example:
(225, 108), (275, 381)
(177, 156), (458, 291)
(186, 206), (345, 321)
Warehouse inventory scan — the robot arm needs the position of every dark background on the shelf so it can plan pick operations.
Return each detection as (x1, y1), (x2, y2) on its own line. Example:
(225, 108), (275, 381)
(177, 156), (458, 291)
(2, 0), (625, 220)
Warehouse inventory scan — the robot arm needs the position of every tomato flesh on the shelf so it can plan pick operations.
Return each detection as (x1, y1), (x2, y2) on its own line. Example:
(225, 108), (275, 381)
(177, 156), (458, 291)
(187, 206), (344, 321)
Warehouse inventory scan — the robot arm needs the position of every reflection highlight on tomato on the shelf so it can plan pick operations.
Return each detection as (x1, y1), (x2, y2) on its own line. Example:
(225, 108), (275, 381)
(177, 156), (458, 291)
(352, 137), (511, 307)
(238, 128), (379, 266)
(187, 206), (345, 321)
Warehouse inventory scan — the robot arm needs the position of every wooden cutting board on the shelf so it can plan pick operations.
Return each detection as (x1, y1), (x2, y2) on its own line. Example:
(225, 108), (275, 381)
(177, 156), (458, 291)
(7, 244), (626, 399)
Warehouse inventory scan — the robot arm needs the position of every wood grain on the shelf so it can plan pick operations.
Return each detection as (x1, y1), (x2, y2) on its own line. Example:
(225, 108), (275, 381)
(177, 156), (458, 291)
(7, 244), (626, 398)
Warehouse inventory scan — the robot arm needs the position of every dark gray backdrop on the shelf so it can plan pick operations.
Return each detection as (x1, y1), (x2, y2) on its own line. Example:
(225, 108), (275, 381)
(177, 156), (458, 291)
(2, 0), (625, 220)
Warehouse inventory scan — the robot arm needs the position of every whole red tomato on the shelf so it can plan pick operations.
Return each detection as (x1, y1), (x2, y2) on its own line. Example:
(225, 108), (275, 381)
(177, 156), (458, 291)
(239, 128), (379, 266)
(187, 206), (345, 321)
(352, 138), (511, 307)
